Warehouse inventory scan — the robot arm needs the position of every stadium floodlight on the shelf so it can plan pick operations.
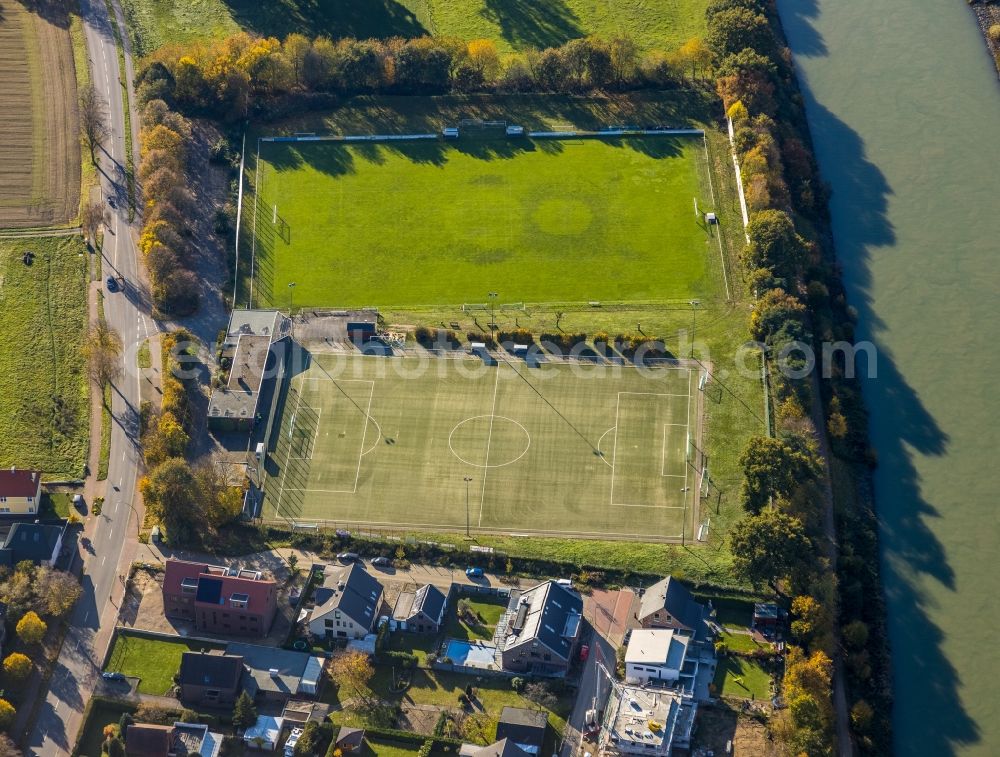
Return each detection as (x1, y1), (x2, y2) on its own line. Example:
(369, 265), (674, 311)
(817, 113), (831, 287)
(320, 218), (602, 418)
(288, 282), (297, 315)
(488, 292), (499, 340)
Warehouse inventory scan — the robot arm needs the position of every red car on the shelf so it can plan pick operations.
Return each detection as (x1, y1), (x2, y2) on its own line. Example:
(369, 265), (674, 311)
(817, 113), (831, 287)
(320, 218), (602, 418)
(579, 644), (590, 662)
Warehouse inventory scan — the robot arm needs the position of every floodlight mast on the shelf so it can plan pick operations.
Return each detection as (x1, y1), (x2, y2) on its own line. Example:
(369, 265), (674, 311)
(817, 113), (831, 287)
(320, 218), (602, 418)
(488, 292), (499, 341)
(288, 282), (297, 314)
(463, 476), (473, 537)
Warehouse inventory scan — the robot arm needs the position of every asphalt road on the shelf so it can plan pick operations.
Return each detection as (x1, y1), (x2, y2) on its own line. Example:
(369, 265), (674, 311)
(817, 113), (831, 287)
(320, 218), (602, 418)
(25, 0), (150, 752)
(561, 631), (616, 757)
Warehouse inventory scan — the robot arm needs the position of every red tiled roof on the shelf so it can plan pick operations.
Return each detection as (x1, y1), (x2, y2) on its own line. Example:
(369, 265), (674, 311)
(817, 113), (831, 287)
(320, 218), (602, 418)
(163, 559), (276, 612)
(0, 469), (41, 498)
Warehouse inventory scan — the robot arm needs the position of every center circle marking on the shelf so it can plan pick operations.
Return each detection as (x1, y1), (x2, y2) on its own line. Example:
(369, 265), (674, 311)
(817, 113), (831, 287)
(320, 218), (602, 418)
(449, 415), (531, 468)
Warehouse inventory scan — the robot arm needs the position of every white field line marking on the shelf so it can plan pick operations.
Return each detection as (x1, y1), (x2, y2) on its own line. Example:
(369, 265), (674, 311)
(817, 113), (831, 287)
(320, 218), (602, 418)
(477, 365), (502, 528)
(275, 388), (304, 519)
(681, 370), (693, 538)
(609, 393), (622, 507)
(248, 139), (261, 306)
(702, 133), (731, 300)
(350, 383), (376, 494)
(616, 391), (688, 398)
(610, 503), (686, 509)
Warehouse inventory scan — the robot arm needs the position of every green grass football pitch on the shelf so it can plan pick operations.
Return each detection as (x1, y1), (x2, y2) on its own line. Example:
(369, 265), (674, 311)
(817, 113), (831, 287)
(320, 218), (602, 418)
(262, 352), (703, 540)
(245, 134), (721, 310)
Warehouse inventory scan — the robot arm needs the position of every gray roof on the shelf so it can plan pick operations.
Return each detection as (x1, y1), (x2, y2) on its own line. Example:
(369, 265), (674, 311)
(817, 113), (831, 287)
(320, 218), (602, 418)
(394, 583), (447, 625)
(0, 522), (63, 566)
(496, 707), (547, 747)
(472, 739), (531, 757)
(226, 642), (321, 696)
(178, 652), (244, 692)
(638, 577), (708, 636)
(501, 581), (582, 662)
(311, 563), (383, 629)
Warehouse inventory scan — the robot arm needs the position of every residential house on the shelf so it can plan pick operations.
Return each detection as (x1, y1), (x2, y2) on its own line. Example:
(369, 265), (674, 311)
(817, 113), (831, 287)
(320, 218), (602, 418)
(498, 580), (582, 676)
(226, 642), (325, 702)
(0, 522), (65, 567)
(307, 563), (383, 641)
(598, 685), (696, 757)
(178, 651), (245, 707)
(495, 707), (547, 755)
(623, 628), (717, 699)
(162, 559), (278, 637)
(637, 577), (711, 641)
(392, 583), (447, 633)
(125, 723), (177, 757)
(0, 469), (41, 515)
(463, 739), (531, 757)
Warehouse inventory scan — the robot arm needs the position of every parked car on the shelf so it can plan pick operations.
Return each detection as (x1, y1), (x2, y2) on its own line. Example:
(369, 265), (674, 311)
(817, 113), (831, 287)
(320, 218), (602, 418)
(105, 276), (119, 292)
(371, 556), (392, 567)
(102, 672), (125, 681)
(337, 552), (359, 563)
(465, 567), (484, 578)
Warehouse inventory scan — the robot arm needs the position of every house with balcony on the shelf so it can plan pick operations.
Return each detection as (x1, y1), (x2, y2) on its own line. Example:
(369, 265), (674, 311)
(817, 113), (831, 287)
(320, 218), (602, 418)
(162, 559), (278, 637)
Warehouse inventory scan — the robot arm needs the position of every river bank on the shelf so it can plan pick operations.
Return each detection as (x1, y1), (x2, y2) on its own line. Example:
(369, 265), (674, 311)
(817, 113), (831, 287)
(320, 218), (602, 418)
(970, 1), (1000, 76)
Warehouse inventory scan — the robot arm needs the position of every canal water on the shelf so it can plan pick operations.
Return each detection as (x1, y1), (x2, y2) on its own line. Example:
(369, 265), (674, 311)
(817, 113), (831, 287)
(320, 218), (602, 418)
(775, 1), (1000, 754)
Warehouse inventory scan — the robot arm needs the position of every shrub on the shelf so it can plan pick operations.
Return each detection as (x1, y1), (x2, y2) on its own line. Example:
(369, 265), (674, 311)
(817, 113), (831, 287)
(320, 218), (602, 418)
(466, 331), (497, 349)
(510, 676), (525, 692)
(16, 611), (46, 645)
(2, 652), (32, 683)
(497, 328), (533, 346)
(0, 699), (16, 730)
(989, 24), (1000, 46)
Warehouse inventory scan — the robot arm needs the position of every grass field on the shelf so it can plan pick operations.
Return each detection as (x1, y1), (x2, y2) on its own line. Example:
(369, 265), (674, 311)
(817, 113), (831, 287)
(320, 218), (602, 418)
(0, 0), (80, 228)
(246, 132), (719, 309)
(122, 0), (706, 56)
(264, 351), (703, 540)
(0, 237), (89, 478)
(104, 633), (225, 695)
(446, 595), (508, 641)
(712, 656), (773, 701)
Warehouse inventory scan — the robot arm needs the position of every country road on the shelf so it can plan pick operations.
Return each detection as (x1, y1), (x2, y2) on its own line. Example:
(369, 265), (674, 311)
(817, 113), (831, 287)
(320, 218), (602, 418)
(24, 0), (151, 752)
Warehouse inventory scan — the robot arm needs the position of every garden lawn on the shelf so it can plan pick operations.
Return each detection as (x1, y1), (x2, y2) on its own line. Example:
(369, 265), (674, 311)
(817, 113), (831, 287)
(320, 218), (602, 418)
(446, 597), (508, 642)
(121, 0), (706, 56)
(104, 633), (225, 695)
(719, 630), (769, 653)
(386, 630), (439, 664)
(0, 236), (89, 478)
(74, 698), (137, 757)
(712, 656), (772, 701)
(362, 736), (450, 757)
(250, 134), (714, 310)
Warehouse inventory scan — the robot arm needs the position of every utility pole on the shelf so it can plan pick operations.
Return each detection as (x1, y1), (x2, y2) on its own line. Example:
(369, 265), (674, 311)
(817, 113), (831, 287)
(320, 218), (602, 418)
(463, 476), (473, 537)
(288, 282), (297, 315)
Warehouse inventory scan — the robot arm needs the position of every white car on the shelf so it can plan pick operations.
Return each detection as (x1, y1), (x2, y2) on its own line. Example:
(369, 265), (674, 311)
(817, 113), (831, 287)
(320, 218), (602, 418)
(284, 727), (303, 756)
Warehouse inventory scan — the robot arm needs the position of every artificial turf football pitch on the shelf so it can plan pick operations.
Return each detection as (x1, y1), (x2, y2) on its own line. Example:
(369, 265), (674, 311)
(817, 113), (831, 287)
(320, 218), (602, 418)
(245, 133), (718, 309)
(262, 352), (704, 541)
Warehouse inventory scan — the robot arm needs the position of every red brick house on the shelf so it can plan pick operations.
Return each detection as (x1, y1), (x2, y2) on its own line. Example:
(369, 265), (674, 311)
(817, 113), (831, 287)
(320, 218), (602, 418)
(162, 559), (278, 637)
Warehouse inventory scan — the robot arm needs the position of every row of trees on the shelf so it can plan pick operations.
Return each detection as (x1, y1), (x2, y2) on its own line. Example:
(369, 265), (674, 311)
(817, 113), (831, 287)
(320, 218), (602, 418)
(136, 31), (714, 120)
(0, 561), (83, 737)
(140, 332), (243, 544)
(137, 99), (200, 315)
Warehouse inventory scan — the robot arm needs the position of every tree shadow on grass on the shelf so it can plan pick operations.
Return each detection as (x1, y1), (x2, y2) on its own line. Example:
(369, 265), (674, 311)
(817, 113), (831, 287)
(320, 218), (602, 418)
(223, 0), (426, 41)
(480, 0), (583, 50)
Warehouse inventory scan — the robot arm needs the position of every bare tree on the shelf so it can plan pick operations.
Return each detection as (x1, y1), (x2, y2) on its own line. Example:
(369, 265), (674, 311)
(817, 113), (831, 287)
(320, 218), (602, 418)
(80, 199), (108, 246)
(82, 320), (123, 393)
(79, 84), (110, 163)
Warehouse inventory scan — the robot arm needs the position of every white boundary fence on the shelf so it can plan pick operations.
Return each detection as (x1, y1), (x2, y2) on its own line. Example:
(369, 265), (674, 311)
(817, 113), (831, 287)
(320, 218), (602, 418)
(260, 127), (705, 145)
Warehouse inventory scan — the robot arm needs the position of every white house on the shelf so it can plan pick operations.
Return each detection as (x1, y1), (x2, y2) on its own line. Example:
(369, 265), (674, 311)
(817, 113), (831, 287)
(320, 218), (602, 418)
(625, 629), (691, 686)
(307, 564), (383, 640)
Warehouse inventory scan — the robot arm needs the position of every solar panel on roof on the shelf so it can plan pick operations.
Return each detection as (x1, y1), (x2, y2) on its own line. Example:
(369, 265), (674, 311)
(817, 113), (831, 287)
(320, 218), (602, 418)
(196, 577), (223, 604)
